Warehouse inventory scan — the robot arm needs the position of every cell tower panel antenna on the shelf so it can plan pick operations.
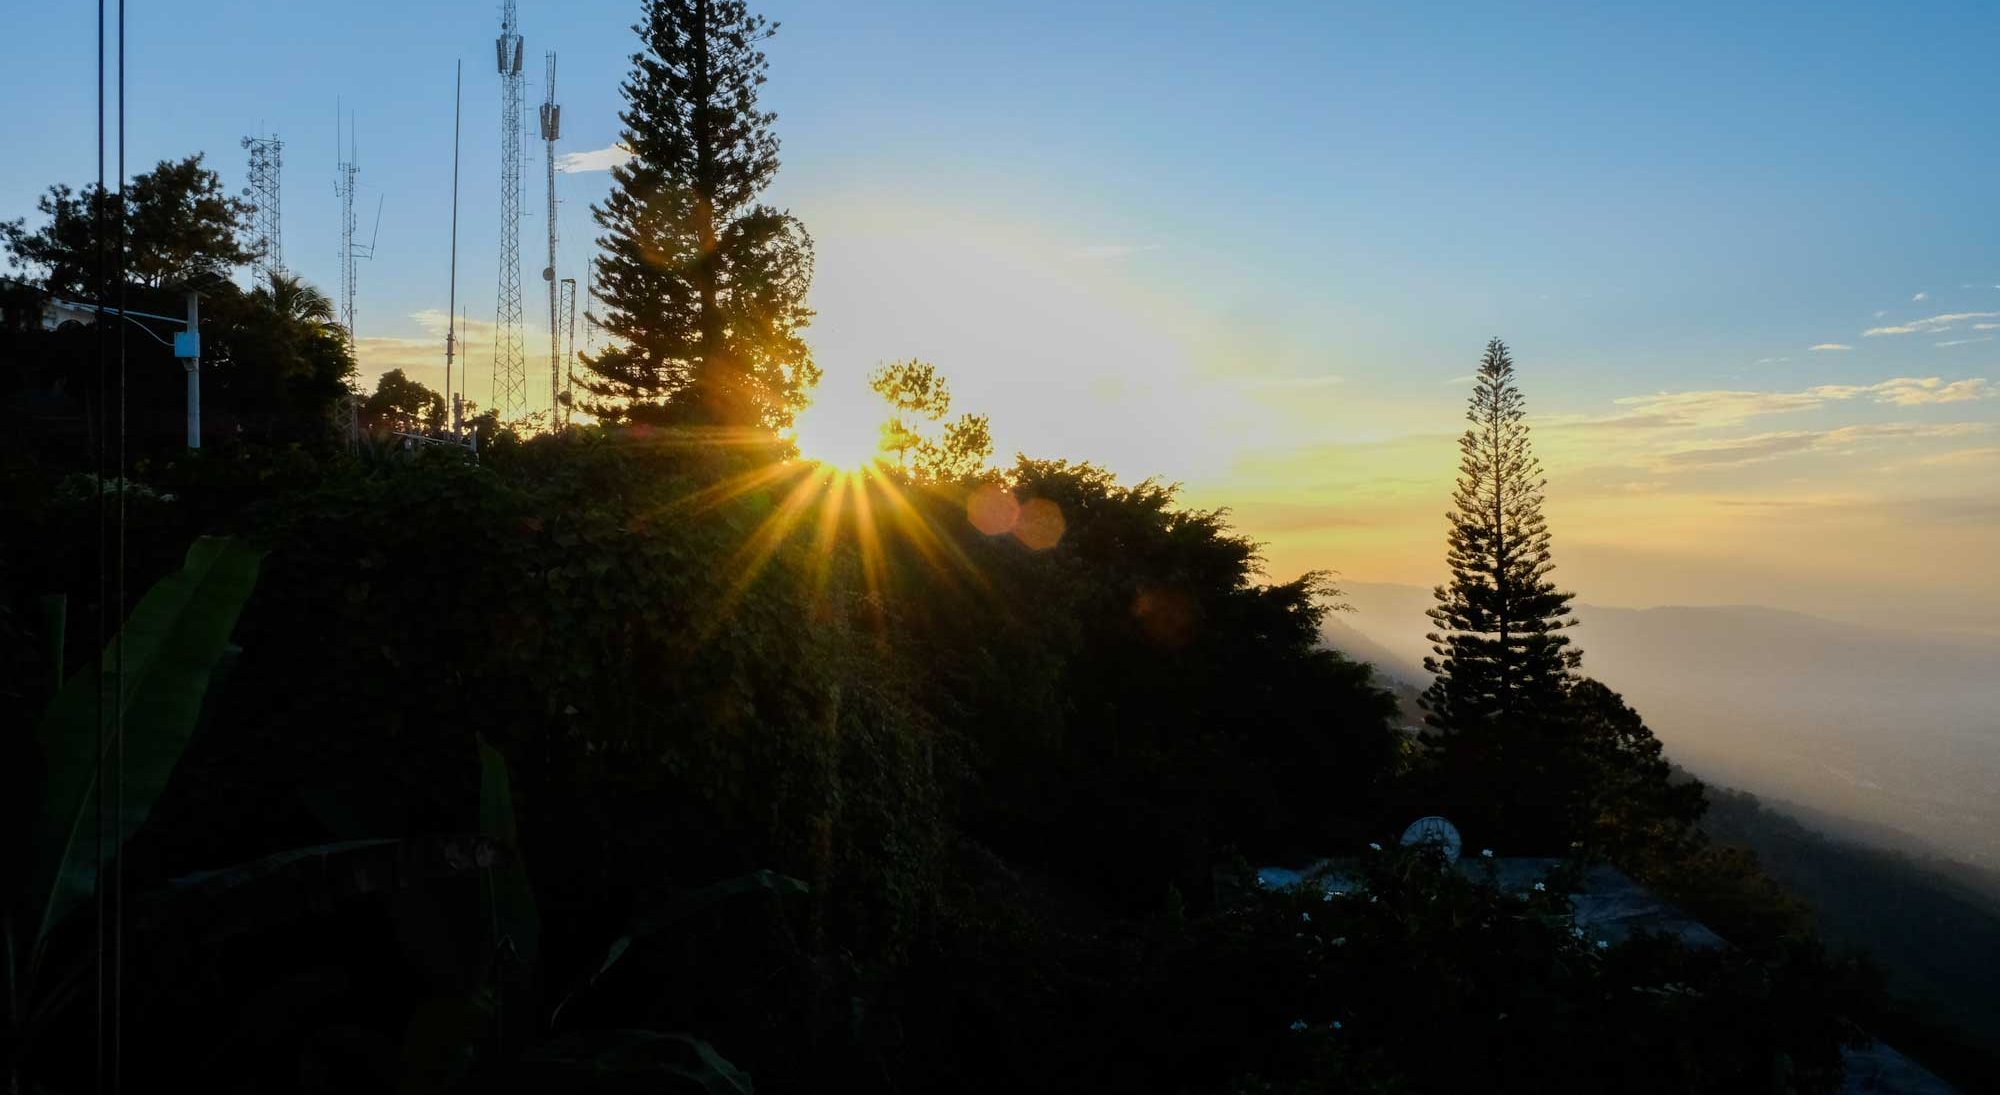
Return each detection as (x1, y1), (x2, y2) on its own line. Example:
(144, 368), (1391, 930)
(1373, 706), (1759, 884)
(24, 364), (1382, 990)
(334, 112), (383, 350)
(542, 51), (561, 423)
(242, 134), (283, 280)
(492, 0), (529, 418)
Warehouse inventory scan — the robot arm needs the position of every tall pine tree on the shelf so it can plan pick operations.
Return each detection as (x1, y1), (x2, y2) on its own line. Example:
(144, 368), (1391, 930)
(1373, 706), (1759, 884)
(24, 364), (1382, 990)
(1422, 338), (1580, 732)
(579, 0), (817, 428)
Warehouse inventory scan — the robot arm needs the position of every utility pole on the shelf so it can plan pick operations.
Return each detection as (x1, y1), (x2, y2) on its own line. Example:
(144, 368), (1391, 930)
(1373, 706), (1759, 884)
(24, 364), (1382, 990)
(177, 291), (202, 447)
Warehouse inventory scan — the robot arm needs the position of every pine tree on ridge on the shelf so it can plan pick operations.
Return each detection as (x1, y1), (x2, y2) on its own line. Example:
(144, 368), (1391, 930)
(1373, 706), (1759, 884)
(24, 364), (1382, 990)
(578, 0), (817, 429)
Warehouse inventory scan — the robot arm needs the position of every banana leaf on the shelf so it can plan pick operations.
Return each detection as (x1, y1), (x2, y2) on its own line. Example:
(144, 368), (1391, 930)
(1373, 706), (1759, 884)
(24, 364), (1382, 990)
(27, 536), (264, 971)
(477, 737), (540, 969)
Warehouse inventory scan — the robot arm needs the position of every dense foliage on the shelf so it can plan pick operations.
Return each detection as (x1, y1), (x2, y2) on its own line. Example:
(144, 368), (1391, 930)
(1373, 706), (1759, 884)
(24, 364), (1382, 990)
(0, 426), (1881, 1092)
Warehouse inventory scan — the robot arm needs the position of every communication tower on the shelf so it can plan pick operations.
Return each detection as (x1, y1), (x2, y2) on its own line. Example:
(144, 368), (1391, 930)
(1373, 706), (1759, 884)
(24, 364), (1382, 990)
(241, 134), (283, 280)
(492, 1), (529, 416)
(540, 52), (563, 420)
(558, 276), (576, 426)
(334, 112), (380, 349)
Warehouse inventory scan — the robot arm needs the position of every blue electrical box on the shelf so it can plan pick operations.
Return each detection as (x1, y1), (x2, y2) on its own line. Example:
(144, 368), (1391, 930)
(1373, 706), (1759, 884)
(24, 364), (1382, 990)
(173, 330), (200, 359)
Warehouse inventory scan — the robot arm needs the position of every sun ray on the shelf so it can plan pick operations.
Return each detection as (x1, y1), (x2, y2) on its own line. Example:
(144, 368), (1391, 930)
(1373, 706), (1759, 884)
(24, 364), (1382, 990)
(868, 472), (992, 598)
(808, 467), (852, 609)
(724, 462), (833, 601)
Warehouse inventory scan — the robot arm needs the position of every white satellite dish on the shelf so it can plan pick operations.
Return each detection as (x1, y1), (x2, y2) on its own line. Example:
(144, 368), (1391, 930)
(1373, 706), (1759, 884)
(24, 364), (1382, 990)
(1399, 815), (1462, 863)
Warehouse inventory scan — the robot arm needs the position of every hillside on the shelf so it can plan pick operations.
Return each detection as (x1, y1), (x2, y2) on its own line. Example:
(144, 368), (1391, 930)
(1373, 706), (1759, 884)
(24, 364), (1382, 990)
(1322, 590), (2000, 1089)
(1323, 582), (2000, 869)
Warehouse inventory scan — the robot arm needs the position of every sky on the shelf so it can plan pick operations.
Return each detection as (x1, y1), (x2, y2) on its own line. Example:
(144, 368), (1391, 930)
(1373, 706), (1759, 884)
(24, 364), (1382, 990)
(6, 0), (1998, 634)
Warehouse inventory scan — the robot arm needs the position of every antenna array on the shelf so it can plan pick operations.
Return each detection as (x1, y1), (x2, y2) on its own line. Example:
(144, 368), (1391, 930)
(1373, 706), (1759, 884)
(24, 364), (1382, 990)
(334, 115), (378, 348)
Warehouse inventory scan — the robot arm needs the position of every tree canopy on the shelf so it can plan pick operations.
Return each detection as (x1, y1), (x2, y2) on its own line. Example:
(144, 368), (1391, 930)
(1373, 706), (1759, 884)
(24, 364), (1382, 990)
(579, 0), (817, 428)
(868, 358), (994, 481)
(1, 154), (254, 298)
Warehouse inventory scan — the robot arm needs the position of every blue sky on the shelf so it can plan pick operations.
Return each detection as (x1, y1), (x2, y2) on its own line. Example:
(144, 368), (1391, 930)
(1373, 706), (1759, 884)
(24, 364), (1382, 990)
(7, 1), (1998, 628)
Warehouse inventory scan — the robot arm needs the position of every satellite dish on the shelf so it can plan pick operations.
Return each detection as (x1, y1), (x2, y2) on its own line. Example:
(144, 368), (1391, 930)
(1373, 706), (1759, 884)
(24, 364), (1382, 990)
(1399, 816), (1462, 863)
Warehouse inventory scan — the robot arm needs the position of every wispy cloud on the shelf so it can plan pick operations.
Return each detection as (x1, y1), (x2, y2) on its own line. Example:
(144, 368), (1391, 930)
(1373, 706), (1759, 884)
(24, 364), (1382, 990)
(556, 143), (634, 173)
(1913, 291), (1929, 302)
(1604, 375), (1992, 428)
(1863, 311), (2000, 337)
(1653, 422), (1988, 470)
(1809, 343), (1851, 351)
(1975, 323), (2000, 330)
(1936, 336), (1995, 348)
(1907, 445), (2000, 467)
(1811, 376), (1992, 406)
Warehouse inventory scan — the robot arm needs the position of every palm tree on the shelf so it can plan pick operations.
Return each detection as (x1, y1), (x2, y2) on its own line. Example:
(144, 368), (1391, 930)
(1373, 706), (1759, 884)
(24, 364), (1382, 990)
(255, 271), (337, 335)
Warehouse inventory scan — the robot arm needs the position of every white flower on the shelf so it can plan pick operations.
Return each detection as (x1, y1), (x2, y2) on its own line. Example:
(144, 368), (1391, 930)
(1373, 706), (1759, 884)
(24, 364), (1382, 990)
(1570, 926), (1585, 939)
(1480, 848), (1494, 858)
(1330, 936), (1347, 947)
(1596, 939), (1610, 950)
(1300, 912), (1312, 923)
(1368, 842), (1383, 852)
(1289, 1019), (1308, 1032)
(1533, 882), (1546, 892)
(1330, 1020), (1343, 1030)
(1368, 895), (1377, 904)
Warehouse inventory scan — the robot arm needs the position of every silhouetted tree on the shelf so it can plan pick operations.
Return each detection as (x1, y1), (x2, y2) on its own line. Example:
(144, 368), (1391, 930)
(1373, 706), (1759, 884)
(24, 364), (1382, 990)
(579, 0), (817, 429)
(868, 358), (993, 480)
(1419, 339), (1582, 845)
(1564, 677), (1706, 865)
(360, 369), (444, 434)
(1, 155), (253, 298)
(1422, 338), (1579, 728)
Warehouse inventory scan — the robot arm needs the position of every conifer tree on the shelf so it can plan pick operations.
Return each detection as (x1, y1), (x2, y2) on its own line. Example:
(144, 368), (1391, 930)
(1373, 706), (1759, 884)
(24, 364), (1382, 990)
(579, 0), (817, 428)
(1422, 338), (1580, 732)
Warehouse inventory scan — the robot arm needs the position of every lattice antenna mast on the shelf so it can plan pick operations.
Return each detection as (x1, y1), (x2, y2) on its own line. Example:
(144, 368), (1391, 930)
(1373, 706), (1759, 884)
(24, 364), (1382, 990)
(540, 51), (562, 425)
(492, 1), (528, 416)
(558, 276), (576, 427)
(446, 61), (464, 434)
(584, 259), (598, 356)
(334, 112), (382, 352)
(335, 112), (358, 348)
(241, 134), (283, 281)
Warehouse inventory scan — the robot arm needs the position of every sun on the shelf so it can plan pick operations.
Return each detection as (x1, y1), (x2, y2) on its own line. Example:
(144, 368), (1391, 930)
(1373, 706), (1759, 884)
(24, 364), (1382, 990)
(789, 388), (885, 471)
